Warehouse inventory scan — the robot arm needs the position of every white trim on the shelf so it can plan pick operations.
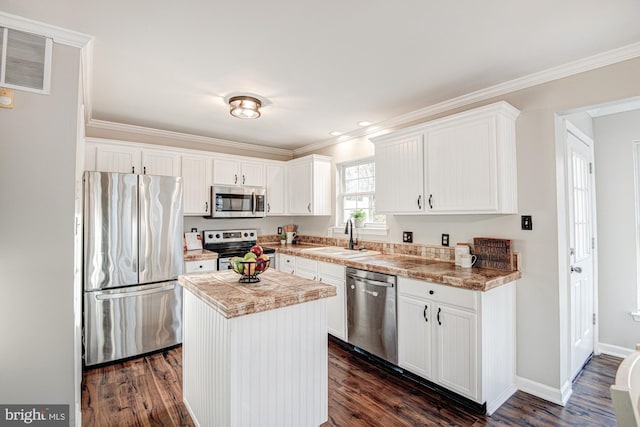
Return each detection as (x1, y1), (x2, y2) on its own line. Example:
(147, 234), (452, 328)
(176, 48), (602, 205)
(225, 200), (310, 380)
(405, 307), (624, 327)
(87, 119), (294, 158)
(0, 11), (92, 48)
(516, 376), (572, 406)
(633, 141), (640, 313)
(599, 342), (634, 358)
(486, 384), (518, 416)
(294, 41), (640, 156)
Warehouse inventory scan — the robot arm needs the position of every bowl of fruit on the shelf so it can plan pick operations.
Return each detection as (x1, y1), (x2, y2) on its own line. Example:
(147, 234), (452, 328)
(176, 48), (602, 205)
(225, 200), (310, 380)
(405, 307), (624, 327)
(230, 245), (271, 283)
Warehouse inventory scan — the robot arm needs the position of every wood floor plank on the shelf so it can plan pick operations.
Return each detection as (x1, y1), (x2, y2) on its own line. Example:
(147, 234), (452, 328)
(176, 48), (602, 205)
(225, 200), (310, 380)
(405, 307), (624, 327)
(82, 340), (621, 427)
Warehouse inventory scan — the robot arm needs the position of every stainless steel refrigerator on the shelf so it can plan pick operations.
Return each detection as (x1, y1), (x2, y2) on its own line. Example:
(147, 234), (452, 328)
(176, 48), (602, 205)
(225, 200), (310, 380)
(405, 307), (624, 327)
(83, 171), (183, 366)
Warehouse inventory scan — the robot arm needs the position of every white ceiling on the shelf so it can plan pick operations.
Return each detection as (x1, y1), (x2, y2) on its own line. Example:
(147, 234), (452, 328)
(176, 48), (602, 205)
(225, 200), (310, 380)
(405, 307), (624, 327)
(3, 1), (640, 150)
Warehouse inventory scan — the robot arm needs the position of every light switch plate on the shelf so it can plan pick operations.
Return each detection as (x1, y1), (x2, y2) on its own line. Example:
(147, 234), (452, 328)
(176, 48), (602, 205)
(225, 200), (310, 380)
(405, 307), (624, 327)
(521, 215), (533, 230)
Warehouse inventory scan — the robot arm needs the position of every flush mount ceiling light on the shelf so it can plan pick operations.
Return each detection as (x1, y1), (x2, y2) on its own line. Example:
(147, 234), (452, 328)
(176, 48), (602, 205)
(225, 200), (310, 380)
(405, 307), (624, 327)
(358, 121), (372, 127)
(229, 95), (262, 119)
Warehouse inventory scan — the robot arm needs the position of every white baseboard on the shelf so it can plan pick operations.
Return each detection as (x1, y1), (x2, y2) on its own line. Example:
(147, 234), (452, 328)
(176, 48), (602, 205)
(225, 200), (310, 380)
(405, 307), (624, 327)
(486, 384), (518, 415)
(516, 376), (572, 406)
(599, 342), (633, 358)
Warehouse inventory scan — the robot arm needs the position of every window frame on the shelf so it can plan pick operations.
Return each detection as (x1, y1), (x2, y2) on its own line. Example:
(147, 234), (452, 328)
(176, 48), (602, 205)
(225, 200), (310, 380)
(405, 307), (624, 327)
(336, 157), (385, 228)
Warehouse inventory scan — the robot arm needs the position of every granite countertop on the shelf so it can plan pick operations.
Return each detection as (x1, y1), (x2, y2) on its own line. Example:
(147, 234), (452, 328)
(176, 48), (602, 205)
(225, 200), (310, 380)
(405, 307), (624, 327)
(273, 243), (521, 291)
(178, 269), (336, 319)
(183, 249), (218, 261)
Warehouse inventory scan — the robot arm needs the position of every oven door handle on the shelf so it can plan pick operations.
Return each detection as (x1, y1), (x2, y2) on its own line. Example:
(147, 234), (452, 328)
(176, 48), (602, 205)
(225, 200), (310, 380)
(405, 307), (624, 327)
(350, 276), (394, 288)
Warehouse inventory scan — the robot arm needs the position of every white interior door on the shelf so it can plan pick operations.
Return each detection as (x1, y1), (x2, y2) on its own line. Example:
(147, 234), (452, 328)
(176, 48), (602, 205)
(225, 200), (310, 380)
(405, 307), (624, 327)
(566, 124), (595, 379)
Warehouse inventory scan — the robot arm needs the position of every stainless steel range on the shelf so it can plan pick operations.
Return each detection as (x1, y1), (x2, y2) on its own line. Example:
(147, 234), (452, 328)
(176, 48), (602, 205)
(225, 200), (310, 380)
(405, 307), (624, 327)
(203, 229), (276, 270)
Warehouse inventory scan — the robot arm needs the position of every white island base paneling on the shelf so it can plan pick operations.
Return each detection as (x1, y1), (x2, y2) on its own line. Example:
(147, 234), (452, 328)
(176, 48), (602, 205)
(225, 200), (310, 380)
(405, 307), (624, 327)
(183, 290), (328, 427)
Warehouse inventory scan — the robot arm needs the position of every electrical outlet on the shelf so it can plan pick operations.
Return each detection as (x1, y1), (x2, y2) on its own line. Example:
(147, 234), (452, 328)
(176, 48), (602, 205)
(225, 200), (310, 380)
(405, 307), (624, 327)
(521, 215), (533, 230)
(190, 228), (198, 233)
(442, 234), (450, 246)
(277, 227), (283, 234)
(403, 231), (413, 243)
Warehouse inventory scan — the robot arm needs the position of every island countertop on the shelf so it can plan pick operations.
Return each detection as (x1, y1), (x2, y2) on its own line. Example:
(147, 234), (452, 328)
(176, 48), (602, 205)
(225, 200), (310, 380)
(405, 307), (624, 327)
(178, 269), (336, 319)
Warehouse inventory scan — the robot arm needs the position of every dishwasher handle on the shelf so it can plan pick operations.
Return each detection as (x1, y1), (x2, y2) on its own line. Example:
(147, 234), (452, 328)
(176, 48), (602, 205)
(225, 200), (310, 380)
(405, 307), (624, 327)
(350, 276), (395, 288)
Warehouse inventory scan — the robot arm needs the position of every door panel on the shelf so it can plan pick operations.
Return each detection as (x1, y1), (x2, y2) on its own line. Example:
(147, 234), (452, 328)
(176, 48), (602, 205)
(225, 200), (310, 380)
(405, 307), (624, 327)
(83, 172), (138, 291)
(566, 126), (595, 379)
(398, 295), (432, 379)
(139, 175), (184, 284)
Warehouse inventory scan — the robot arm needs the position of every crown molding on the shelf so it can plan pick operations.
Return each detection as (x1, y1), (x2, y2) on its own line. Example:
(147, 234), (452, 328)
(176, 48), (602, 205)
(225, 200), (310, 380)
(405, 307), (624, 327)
(293, 40), (640, 156)
(87, 119), (294, 158)
(0, 11), (92, 48)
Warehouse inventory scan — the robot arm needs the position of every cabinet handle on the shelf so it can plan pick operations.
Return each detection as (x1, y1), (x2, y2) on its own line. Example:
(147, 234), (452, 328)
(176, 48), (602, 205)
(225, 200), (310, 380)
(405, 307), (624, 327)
(429, 290), (434, 295)
(199, 265), (203, 269)
(291, 270), (295, 275)
(313, 276), (317, 280)
(319, 277), (322, 282)
(143, 166), (146, 175)
(205, 201), (209, 212)
(308, 202), (311, 213)
(423, 305), (428, 322)
(242, 174), (246, 185)
(428, 194), (433, 209)
(418, 195), (422, 209)
(267, 203), (270, 213)
(131, 166), (135, 173)
(437, 307), (441, 325)
(234, 174), (238, 184)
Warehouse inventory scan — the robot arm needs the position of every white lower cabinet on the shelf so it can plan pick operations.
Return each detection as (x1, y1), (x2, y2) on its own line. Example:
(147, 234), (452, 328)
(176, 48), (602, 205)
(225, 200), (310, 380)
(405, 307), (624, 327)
(278, 255), (346, 341)
(318, 261), (346, 341)
(397, 277), (516, 415)
(278, 254), (295, 274)
(184, 259), (217, 274)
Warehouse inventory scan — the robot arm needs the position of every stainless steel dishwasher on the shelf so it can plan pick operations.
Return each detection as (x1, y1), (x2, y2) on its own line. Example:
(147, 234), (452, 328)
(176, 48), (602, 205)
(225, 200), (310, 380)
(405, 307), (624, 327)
(346, 267), (397, 364)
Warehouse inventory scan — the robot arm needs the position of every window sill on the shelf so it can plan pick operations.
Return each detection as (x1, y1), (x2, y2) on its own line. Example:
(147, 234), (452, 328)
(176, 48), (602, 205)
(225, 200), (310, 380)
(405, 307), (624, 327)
(329, 226), (389, 238)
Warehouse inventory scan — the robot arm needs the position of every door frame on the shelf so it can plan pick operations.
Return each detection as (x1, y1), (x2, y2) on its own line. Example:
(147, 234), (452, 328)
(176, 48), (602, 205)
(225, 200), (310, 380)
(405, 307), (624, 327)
(554, 115), (599, 402)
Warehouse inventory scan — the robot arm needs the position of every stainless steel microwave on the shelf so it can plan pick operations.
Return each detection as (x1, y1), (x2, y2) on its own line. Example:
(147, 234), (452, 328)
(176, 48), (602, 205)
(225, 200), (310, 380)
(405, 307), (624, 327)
(207, 186), (266, 218)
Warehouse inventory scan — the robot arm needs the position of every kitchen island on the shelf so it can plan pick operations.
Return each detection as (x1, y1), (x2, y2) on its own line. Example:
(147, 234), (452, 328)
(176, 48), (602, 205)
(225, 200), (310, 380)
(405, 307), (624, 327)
(178, 269), (336, 427)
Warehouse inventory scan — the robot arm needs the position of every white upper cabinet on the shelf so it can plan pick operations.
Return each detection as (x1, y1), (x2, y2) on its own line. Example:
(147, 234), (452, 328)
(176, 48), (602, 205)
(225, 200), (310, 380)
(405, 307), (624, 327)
(90, 141), (180, 177)
(213, 158), (265, 187)
(94, 144), (141, 174)
(265, 163), (286, 215)
(372, 101), (519, 215)
(287, 155), (332, 215)
(182, 155), (212, 216)
(374, 132), (425, 214)
(141, 150), (181, 177)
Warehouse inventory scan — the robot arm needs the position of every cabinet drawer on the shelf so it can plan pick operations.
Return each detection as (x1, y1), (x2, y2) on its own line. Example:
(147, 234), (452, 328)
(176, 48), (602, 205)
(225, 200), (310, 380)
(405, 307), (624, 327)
(398, 277), (478, 311)
(296, 256), (317, 272)
(279, 254), (295, 273)
(184, 259), (217, 273)
(318, 261), (345, 280)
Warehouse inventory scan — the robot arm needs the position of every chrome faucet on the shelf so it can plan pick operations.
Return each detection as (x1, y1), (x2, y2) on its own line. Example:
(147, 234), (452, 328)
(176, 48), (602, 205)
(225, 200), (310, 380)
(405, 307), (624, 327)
(345, 219), (358, 250)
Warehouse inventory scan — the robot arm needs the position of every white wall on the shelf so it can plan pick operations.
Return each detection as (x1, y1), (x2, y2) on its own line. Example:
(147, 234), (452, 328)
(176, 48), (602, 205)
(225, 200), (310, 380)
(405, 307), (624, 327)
(0, 43), (81, 422)
(300, 57), (640, 395)
(184, 216), (293, 238)
(593, 109), (640, 351)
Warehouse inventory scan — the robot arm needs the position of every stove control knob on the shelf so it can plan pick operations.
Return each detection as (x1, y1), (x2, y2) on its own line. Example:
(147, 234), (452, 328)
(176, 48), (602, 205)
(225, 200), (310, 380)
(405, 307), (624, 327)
(244, 232), (248, 237)
(215, 234), (221, 239)
(250, 232), (255, 237)
(208, 234), (214, 239)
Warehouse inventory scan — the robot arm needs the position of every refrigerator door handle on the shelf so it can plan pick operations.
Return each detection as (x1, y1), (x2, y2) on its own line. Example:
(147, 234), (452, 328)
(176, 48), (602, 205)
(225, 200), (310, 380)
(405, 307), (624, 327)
(95, 284), (176, 300)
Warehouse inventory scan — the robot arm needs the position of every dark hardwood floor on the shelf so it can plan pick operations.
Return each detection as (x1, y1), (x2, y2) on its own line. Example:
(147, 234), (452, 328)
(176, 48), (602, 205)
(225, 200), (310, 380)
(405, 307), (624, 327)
(82, 340), (620, 426)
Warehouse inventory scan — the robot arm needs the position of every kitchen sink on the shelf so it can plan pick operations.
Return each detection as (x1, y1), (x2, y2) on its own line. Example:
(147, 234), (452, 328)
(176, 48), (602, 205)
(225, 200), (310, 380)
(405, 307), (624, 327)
(301, 246), (380, 259)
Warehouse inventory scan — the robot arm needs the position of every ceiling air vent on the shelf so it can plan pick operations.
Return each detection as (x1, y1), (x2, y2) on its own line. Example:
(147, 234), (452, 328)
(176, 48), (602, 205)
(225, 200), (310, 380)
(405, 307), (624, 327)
(0, 26), (52, 94)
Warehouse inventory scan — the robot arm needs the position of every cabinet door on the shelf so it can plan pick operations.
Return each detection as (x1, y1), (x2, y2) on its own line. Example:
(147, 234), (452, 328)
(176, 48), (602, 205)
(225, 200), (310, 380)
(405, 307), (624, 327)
(425, 117), (498, 212)
(240, 161), (265, 187)
(182, 155), (212, 215)
(374, 133), (425, 214)
(279, 254), (295, 274)
(266, 164), (286, 215)
(95, 145), (141, 174)
(434, 304), (478, 400)
(288, 160), (313, 214)
(213, 158), (240, 185)
(321, 274), (346, 340)
(141, 150), (181, 177)
(398, 295), (432, 379)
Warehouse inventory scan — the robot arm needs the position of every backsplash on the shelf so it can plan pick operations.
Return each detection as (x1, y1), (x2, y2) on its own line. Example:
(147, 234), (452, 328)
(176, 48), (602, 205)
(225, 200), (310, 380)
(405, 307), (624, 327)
(258, 234), (455, 262)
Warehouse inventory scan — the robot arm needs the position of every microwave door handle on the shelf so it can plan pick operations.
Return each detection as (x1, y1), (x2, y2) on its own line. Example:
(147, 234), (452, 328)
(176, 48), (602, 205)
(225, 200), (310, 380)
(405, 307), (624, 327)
(252, 190), (257, 215)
